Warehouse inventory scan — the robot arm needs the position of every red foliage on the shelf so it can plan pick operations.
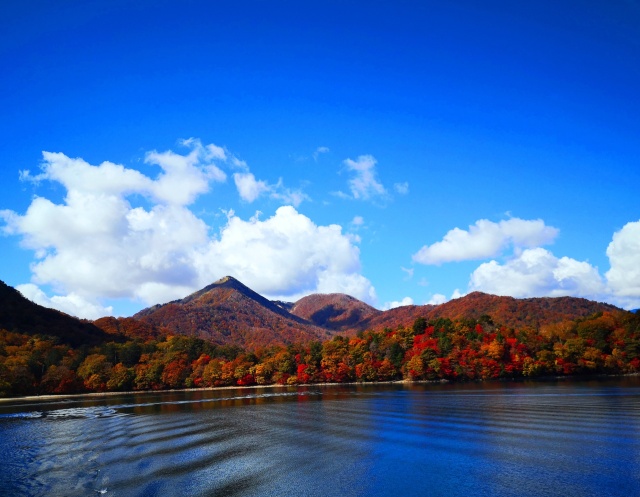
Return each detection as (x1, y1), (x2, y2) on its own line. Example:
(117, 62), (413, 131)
(236, 374), (255, 386)
(297, 364), (311, 383)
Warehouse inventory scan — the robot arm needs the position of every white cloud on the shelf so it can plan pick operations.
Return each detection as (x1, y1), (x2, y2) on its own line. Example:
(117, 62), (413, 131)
(144, 138), (227, 205)
(233, 172), (309, 207)
(605, 220), (640, 308)
(1, 147), (375, 318)
(16, 283), (113, 320)
(234, 172), (271, 203)
(343, 155), (387, 200)
(426, 294), (447, 305)
(194, 206), (376, 304)
(469, 248), (606, 300)
(425, 289), (463, 305)
(21, 152), (151, 195)
(413, 218), (559, 265)
(414, 217), (640, 308)
(451, 289), (464, 299)
(351, 216), (364, 226)
(382, 296), (414, 310)
(269, 179), (310, 207)
(19, 138), (228, 209)
(180, 137), (227, 160)
(394, 182), (409, 195)
(231, 156), (249, 170)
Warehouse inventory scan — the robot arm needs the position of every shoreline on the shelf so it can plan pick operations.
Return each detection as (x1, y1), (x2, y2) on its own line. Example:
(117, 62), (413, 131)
(0, 379), (416, 404)
(1, 373), (638, 404)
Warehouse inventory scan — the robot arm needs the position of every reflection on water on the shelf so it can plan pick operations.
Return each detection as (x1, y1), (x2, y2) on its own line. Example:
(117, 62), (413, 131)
(1, 379), (639, 496)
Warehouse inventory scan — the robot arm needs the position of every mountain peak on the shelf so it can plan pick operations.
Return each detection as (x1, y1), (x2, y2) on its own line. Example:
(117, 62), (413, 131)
(132, 277), (333, 349)
(186, 275), (258, 303)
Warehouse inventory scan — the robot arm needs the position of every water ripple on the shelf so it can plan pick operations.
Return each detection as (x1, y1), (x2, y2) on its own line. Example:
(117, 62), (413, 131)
(1, 381), (639, 496)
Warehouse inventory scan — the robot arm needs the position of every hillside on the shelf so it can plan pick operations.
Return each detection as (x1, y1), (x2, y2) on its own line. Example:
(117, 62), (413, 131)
(0, 277), (624, 352)
(0, 280), (113, 347)
(129, 279), (622, 349)
(133, 276), (334, 349)
(93, 316), (168, 341)
(357, 304), (435, 332)
(290, 293), (381, 331)
(1, 278), (635, 398)
(427, 292), (621, 330)
(357, 292), (621, 332)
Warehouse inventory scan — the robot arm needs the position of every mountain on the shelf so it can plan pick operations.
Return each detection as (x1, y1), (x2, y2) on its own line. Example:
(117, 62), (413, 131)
(132, 277), (622, 351)
(0, 277), (626, 351)
(133, 276), (334, 349)
(290, 293), (381, 331)
(0, 280), (113, 347)
(358, 292), (621, 332)
(426, 292), (621, 330)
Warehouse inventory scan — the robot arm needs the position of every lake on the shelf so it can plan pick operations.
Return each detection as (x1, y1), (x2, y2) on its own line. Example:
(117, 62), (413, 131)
(1, 378), (639, 497)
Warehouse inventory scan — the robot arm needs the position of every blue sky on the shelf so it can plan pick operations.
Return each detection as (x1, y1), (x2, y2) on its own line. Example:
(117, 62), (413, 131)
(1, 0), (639, 319)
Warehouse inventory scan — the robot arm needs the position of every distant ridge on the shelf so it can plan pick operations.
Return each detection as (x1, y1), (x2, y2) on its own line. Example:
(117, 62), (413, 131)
(0, 277), (624, 352)
(358, 291), (621, 332)
(291, 293), (381, 331)
(130, 277), (624, 350)
(357, 304), (435, 332)
(428, 292), (621, 330)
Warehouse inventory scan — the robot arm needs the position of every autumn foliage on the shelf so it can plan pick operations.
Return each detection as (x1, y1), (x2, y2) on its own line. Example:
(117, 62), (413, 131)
(1, 309), (639, 397)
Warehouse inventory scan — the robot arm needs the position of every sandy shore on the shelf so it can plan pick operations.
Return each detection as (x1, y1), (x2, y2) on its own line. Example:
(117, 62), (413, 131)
(0, 379), (415, 404)
(2, 373), (637, 404)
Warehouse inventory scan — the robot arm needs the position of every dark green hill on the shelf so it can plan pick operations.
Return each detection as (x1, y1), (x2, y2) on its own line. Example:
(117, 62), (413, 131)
(0, 280), (114, 347)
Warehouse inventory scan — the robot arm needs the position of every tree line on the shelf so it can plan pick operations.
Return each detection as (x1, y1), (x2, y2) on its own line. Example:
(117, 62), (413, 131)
(1, 310), (639, 397)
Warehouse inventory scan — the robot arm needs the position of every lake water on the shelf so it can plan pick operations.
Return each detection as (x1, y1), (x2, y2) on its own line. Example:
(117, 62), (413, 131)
(1, 378), (639, 497)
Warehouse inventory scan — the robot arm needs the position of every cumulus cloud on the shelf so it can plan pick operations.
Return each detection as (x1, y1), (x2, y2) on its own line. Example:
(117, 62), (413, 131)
(382, 296), (414, 310)
(412, 216), (640, 308)
(343, 155), (387, 200)
(426, 294), (447, 305)
(605, 220), (640, 307)
(469, 248), (606, 300)
(413, 218), (640, 308)
(144, 139), (227, 205)
(413, 218), (559, 265)
(0, 145), (374, 318)
(194, 206), (376, 303)
(451, 289), (464, 299)
(425, 289), (463, 305)
(18, 138), (227, 208)
(19, 153), (150, 195)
